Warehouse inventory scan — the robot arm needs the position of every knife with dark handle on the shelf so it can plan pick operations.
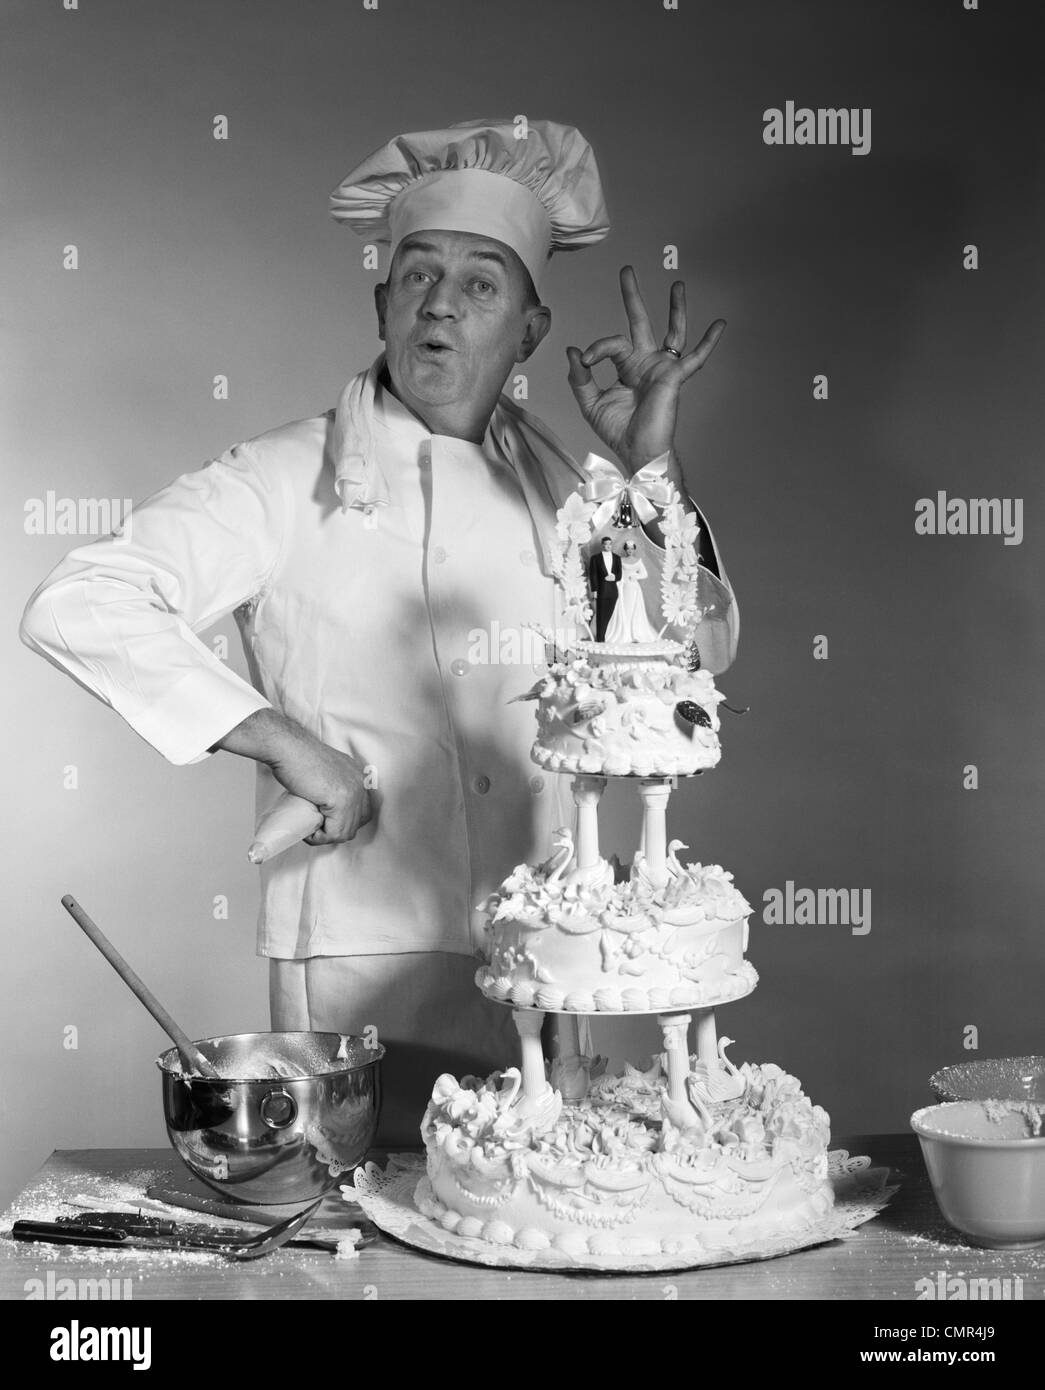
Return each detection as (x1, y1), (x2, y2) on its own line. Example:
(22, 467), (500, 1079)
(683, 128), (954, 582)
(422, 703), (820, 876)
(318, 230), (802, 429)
(58, 1212), (181, 1235)
(12, 1221), (132, 1248)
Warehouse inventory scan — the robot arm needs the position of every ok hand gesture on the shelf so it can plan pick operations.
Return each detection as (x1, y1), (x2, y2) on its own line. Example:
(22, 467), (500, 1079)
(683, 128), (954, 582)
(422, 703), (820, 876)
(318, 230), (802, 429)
(566, 266), (725, 475)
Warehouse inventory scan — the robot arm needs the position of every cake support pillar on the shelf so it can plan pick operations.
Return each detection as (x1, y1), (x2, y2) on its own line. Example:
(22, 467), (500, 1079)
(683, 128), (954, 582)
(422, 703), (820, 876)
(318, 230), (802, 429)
(571, 774), (607, 870)
(513, 1008), (549, 1108)
(638, 778), (673, 890)
(657, 1013), (692, 1108)
(549, 768), (602, 1103)
(694, 1008), (718, 1067)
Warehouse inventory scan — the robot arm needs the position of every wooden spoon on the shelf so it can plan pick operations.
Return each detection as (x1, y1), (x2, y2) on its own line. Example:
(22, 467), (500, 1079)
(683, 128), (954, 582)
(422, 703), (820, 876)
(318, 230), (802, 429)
(60, 894), (220, 1079)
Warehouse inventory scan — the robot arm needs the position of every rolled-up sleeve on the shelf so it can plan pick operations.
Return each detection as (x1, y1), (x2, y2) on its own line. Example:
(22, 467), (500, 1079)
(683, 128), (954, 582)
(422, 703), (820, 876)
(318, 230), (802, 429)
(19, 441), (288, 765)
(690, 504), (740, 673)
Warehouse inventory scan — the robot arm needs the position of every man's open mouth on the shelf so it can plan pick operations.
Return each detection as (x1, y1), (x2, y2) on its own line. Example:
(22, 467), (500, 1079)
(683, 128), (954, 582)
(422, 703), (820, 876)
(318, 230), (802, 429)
(416, 340), (455, 354)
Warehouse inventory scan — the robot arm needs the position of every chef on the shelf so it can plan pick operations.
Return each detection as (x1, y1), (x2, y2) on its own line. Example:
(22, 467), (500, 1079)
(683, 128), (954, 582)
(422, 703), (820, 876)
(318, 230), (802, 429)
(20, 119), (737, 1142)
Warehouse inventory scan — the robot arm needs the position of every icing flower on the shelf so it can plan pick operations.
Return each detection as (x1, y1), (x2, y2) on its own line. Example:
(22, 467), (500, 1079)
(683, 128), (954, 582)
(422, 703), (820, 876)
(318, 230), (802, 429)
(557, 1109), (657, 1163)
(594, 1121), (656, 1160)
(731, 1113), (767, 1147)
(426, 1068), (567, 1161)
(501, 864), (534, 894)
(660, 593), (693, 627)
(555, 491), (597, 543)
(571, 1120), (596, 1151)
(431, 1074), (460, 1105)
(659, 504), (698, 543)
(736, 1113), (766, 1144)
(447, 1088), (480, 1122)
(550, 901), (600, 934)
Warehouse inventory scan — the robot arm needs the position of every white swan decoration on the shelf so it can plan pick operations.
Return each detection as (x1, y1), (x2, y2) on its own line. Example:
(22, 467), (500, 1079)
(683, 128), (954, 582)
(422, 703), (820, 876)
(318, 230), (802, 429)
(666, 839), (689, 878)
(630, 850), (657, 891)
(490, 1066), (563, 1136)
(564, 856), (614, 890)
(664, 1081), (714, 1135)
(689, 1036), (747, 1105)
(718, 1036), (742, 1080)
(541, 828), (574, 883)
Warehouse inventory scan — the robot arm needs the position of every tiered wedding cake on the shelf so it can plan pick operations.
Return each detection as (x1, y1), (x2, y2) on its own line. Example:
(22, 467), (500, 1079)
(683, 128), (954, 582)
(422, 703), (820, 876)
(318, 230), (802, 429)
(416, 459), (834, 1262)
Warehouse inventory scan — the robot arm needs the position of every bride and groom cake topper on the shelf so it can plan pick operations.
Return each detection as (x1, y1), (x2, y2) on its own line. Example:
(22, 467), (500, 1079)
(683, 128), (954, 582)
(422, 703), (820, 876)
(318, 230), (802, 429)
(548, 452), (711, 653)
(588, 534), (659, 644)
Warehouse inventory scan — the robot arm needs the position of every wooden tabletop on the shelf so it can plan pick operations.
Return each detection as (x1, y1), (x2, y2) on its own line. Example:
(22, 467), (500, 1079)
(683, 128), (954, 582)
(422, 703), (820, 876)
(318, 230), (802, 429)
(1, 1136), (1041, 1300)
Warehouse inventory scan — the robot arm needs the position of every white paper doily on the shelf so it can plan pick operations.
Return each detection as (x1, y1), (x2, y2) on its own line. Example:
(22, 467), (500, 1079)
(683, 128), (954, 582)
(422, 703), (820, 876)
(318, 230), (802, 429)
(349, 1150), (899, 1274)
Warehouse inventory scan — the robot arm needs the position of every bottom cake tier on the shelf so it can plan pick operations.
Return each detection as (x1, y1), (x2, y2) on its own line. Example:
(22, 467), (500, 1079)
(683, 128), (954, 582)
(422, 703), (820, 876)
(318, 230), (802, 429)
(418, 1059), (833, 1259)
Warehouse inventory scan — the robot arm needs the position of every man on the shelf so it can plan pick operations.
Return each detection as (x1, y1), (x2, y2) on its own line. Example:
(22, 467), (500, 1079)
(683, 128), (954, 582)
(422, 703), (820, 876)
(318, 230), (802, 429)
(20, 119), (737, 1141)
(588, 536), (622, 642)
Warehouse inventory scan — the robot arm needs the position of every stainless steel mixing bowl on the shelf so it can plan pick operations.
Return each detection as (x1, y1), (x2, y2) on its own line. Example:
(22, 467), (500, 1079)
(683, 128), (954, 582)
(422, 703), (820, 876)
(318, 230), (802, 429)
(157, 1031), (384, 1205)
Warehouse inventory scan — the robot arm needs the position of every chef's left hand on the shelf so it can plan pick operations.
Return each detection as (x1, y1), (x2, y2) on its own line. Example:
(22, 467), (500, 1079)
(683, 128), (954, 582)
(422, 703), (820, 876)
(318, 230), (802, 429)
(566, 266), (725, 475)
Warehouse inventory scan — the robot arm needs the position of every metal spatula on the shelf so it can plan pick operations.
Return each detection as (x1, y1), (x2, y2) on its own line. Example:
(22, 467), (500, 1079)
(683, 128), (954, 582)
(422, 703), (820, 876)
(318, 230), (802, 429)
(12, 1198), (324, 1261)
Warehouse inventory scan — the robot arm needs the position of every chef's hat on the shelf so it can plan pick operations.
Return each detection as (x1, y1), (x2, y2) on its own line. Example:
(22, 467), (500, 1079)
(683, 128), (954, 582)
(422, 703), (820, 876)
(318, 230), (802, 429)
(329, 118), (609, 294)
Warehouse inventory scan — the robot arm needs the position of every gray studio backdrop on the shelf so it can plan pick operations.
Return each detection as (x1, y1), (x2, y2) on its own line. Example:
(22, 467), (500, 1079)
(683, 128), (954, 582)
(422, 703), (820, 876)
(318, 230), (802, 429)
(2, 0), (1042, 1208)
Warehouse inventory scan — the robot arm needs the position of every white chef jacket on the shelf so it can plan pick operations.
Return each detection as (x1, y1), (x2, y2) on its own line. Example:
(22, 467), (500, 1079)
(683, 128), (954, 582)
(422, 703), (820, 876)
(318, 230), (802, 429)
(20, 357), (737, 961)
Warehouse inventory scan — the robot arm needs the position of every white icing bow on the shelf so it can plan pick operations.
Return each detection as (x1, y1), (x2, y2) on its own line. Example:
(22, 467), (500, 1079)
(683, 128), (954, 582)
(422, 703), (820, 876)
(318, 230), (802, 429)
(582, 452), (675, 529)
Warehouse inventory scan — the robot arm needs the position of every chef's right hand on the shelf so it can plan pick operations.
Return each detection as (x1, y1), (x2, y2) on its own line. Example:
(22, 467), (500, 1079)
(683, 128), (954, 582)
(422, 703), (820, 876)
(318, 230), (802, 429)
(212, 709), (374, 844)
(272, 740), (374, 846)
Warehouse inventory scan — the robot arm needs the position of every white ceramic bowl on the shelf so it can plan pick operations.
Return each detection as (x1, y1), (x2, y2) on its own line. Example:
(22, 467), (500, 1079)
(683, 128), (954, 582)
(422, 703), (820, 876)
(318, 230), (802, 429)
(911, 1100), (1045, 1249)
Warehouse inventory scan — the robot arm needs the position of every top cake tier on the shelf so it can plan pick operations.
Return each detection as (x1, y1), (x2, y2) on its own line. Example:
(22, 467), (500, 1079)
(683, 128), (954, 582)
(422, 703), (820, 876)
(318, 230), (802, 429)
(530, 646), (724, 778)
(527, 453), (734, 776)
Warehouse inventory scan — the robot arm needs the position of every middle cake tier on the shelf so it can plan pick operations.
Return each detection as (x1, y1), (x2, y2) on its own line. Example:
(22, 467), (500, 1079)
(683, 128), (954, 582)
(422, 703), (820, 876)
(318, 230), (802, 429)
(477, 857), (757, 1013)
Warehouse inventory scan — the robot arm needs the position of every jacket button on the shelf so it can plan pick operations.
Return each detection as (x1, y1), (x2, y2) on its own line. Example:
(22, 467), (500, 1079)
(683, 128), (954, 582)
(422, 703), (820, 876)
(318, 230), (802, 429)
(529, 776), (545, 794)
(519, 549), (537, 566)
(450, 658), (469, 677)
(473, 775), (491, 795)
(432, 546), (448, 564)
